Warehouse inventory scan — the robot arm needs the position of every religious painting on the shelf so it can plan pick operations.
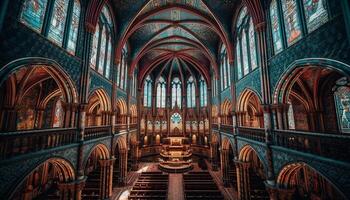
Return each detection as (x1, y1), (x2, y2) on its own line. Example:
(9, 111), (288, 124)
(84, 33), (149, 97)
(52, 98), (64, 128)
(282, 0), (302, 45)
(48, 0), (69, 45)
(335, 86), (350, 133)
(171, 113), (182, 132)
(303, 0), (328, 32)
(20, 0), (48, 32)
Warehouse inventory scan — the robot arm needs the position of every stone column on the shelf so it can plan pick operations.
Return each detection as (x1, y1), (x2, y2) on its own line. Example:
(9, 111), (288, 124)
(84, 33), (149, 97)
(118, 149), (128, 186)
(221, 149), (230, 187)
(235, 161), (250, 200)
(99, 158), (115, 199)
(0, 106), (16, 131)
(130, 141), (139, 171)
(210, 141), (219, 171)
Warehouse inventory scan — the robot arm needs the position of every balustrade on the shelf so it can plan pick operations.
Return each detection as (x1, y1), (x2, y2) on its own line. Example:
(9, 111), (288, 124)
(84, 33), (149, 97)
(237, 127), (266, 142)
(84, 126), (111, 140)
(272, 130), (350, 162)
(0, 128), (77, 160)
(221, 124), (233, 133)
(114, 124), (128, 134)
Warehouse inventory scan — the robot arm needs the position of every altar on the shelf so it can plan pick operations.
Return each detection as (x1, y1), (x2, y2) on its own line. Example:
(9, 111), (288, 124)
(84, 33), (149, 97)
(158, 137), (193, 173)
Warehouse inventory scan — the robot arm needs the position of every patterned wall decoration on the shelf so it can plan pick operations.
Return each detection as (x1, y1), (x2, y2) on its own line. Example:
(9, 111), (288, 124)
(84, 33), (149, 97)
(235, 68), (261, 98)
(237, 138), (268, 174)
(89, 71), (113, 97)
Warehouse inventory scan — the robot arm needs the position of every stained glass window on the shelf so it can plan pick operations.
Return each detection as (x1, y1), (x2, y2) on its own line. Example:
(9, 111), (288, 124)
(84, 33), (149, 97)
(48, 0), (69, 45)
(120, 55), (125, 89)
(98, 26), (107, 74)
(270, 0), (283, 53)
(157, 77), (166, 108)
(171, 78), (182, 108)
(302, 0), (328, 32)
(67, 0), (80, 54)
(187, 76), (196, 108)
(143, 76), (152, 107)
(105, 38), (112, 79)
(220, 45), (228, 90)
(281, 0), (302, 45)
(90, 23), (100, 68)
(241, 31), (249, 76)
(200, 76), (207, 107)
(236, 41), (243, 79)
(249, 19), (258, 70)
(89, 5), (114, 79)
(20, 0), (48, 32)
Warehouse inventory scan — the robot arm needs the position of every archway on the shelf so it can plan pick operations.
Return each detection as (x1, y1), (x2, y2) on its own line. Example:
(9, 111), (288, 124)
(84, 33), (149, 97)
(276, 162), (346, 200)
(10, 158), (75, 200)
(82, 144), (112, 199)
(116, 98), (127, 124)
(221, 99), (233, 125)
(273, 64), (350, 133)
(237, 145), (269, 200)
(0, 62), (78, 131)
(237, 89), (264, 128)
(221, 137), (237, 188)
(86, 89), (111, 127)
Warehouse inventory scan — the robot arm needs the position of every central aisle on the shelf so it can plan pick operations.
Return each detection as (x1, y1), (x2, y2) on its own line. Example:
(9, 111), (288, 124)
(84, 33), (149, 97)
(168, 174), (184, 200)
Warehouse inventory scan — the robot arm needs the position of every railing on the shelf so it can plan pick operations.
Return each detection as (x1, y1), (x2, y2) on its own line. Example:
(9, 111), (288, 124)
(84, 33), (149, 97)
(221, 124), (233, 133)
(0, 128), (77, 160)
(212, 124), (218, 130)
(237, 127), (266, 143)
(114, 124), (128, 133)
(129, 123), (137, 130)
(272, 130), (350, 162)
(84, 126), (111, 140)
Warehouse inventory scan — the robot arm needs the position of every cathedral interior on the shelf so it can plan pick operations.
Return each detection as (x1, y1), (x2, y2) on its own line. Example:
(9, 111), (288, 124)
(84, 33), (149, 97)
(1, 0), (350, 200)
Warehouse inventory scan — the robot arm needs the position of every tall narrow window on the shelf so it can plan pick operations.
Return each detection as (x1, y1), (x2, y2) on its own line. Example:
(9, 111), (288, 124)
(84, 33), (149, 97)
(187, 76), (196, 108)
(270, 0), (283, 53)
(200, 76), (207, 107)
(119, 44), (128, 89)
(281, 0), (302, 45)
(236, 6), (258, 79)
(236, 40), (243, 80)
(302, 0), (328, 32)
(20, 0), (48, 32)
(335, 86), (350, 133)
(89, 5), (114, 79)
(143, 76), (152, 107)
(157, 77), (166, 108)
(249, 19), (258, 70)
(220, 45), (228, 90)
(48, 0), (69, 45)
(241, 31), (249, 76)
(90, 23), (99, 68)
(98, 26), (107, 74)
(67, 0), (80, 54)
(171, 78), (182, 108)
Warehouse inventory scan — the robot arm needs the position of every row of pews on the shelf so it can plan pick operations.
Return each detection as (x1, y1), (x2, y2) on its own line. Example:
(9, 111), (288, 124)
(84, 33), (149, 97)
(129, 172), (169, 200)
(183, 171), (224, 200)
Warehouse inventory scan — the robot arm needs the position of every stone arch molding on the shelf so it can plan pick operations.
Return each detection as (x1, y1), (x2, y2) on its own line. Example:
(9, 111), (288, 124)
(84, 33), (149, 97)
(0, 57), (79, 104)
(237, 141), (268, 174)
(273, 58), (350, 104)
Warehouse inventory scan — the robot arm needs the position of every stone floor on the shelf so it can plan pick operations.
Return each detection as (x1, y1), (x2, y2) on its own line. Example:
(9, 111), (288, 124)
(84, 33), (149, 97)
(112, 161), (237, 200)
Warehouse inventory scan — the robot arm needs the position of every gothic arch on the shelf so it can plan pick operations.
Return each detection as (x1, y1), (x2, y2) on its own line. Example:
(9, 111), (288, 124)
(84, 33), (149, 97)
(0, 57), (78, 105)
(84, 143), (110, 169)
(272, 58), (350, 132)
(237, 89), (264, 128)
(277, 162), (347, 200)
(9, 157), (75, 200)
(0, 58), (78, 130)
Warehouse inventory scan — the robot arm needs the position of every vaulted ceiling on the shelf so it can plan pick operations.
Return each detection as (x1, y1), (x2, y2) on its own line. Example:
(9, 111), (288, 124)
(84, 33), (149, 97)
(110, 0), (249, 85)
